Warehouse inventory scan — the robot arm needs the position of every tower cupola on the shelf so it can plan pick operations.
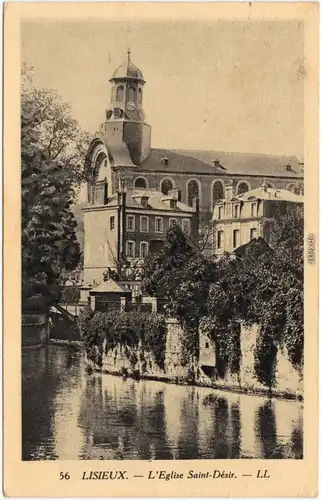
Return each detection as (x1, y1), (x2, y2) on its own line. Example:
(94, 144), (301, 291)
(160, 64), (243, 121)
(106, 50), (145, 122)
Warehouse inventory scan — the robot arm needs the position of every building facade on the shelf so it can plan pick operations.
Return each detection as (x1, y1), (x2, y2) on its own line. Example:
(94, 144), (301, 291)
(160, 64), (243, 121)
(83, 182), (197, 284)
(83, 51), (304, 283)
(212, 182), (303, 255)
(85, 51), (304, 213)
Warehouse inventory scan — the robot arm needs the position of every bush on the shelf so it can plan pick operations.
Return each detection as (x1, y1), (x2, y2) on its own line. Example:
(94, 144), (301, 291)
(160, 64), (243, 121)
(78, 309), (166, 370)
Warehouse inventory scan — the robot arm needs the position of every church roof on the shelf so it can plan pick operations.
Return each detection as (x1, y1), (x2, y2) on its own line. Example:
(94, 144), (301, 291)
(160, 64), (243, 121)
(137, 148), (303, 179)
(110, 51), (144, 82)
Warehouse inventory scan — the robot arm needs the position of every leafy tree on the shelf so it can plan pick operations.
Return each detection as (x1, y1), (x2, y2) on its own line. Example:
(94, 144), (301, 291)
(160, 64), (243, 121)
(21, 66), (87, 311)
(141, 225), (216, 368)
(21, 64), (91, 199)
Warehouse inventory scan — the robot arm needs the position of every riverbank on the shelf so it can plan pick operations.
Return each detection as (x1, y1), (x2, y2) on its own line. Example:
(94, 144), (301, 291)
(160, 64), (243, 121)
(88, 363), (303, 402)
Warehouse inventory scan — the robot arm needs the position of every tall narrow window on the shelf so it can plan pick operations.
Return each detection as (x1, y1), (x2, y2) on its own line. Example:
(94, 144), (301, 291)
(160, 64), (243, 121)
(169, 218), (177, 228)
(116, 85), (124, 102)
(233, 205), (239, 218)
(127, 86), (136, 102)
(161, 179), (174, 195)
(182, 219), (191, 235)
(140, 216), (149, 233)
(250, 228), (257, 240)
(126, 241), (135, 258)
(251, 203), (257, 217)
(155, 217), (163, 233)
(137, 88), (143, 104)
(212, 181), (224, 204)
(187, 180), (200, 207)
(233, 229), (240, 248)
(110, 216), (115, 231)
(218, 206), (223, 220)
(217, 230), (224, 249)
(127, 215), (135, 231)
(140, 242), (149, 258)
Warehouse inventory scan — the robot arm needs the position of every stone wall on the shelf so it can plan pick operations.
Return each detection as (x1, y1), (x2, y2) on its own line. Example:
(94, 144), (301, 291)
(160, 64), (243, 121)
(87, 316), (302, 398)
(240, 324), (303, 397)
(22, 312), (49, 347)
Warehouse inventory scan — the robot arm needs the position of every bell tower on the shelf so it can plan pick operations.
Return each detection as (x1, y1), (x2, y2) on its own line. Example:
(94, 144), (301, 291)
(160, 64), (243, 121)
(103, 50), (151, 165)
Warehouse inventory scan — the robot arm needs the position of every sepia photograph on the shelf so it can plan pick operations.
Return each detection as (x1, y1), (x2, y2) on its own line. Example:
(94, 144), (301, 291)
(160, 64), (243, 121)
(20, 16), (306, 463)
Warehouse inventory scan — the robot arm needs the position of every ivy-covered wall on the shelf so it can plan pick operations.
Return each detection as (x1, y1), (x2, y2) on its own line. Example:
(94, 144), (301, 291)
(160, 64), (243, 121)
(80, 309), (303, 398)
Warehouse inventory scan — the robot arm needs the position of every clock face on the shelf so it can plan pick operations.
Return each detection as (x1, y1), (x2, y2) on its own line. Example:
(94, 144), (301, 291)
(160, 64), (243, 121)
(127, 102), (136, 111)
(113, 108), (123, 119)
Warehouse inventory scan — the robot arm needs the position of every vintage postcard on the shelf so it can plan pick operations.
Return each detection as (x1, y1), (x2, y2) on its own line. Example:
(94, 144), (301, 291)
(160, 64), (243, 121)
(3, 2), (319, 497)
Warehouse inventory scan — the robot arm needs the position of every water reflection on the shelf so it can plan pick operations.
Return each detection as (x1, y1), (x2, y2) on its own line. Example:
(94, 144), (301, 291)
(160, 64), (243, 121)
(22, 346), (303, 460)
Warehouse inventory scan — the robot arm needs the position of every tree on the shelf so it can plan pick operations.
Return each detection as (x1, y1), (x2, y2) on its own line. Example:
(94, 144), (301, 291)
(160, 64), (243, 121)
(141, 225), (216, 368)
(21, 64), (91, 199)
(21, 66), (86, 311)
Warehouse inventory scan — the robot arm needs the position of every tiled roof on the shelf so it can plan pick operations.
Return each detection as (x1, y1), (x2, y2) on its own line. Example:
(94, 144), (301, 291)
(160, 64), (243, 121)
(235, 186), (304, 203)
(90, 279), (130, 294)
(138, 148), (303, 178)
(105, 189), (194, 213)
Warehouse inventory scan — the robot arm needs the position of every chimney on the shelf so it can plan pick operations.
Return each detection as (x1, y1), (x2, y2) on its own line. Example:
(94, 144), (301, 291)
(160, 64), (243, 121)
(224, 181), (233, 201)
(104, 177), (109, 205)
(168, 188), (181, 201)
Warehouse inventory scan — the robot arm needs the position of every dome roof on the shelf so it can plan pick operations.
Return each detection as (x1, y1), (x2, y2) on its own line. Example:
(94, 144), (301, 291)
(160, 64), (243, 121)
(110, 50), (145, 82)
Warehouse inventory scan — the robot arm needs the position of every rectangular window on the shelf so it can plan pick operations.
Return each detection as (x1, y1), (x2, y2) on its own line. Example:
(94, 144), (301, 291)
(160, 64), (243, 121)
(127, 215), (135, 231)
(250, 228), (257, 240)
(140, 242), (149, 258)
(217, 230), (224, 249)
(233, 204), (239, 218)
(182, 218), (191, 235)
(140, 216), (149, 233)
(169, 218), (177, 228)
(126, 241), (135, 258)
(155, 217), (163, 233)
(218, 206), (223, 220)
(233, 229), (240, 248)
(251, 203), (257, 217)
(110, 216), (115, 231)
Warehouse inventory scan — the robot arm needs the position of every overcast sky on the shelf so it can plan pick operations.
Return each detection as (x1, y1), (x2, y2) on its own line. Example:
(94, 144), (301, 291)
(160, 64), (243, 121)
(22, 20), (304, 158)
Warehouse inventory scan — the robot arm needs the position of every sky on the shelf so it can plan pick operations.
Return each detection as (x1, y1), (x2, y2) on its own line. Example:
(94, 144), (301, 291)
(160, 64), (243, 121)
(21, 20), (304, 158)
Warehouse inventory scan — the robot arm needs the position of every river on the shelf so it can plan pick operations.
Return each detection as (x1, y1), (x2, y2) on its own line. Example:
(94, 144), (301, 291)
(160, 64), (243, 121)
(22, 345), (303, 460)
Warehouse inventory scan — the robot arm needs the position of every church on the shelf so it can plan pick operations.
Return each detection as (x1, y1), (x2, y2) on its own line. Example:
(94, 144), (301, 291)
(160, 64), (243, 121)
(83, 51), (304, 284)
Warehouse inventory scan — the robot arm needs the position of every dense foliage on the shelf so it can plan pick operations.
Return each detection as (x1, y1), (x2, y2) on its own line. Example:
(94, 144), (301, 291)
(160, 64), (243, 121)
(21, 66), (89, 311)
(141, 206), (303, 387)
(142, 225), (216, 365)
(79, 308), (167, 371)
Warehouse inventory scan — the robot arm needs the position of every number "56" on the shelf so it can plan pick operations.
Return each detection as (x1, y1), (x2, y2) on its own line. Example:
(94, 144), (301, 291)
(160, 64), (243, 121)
(59, 472), (70, 480)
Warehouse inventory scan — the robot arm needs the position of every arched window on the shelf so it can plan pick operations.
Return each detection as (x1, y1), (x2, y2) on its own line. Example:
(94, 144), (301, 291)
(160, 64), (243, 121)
(134, 177), (148, 189)
(161, 178), (174, 195)
(187, 180), (200, 206)
(127, 86), (136, 102)
(138, 88), (142, 104)
(236, 181), (250, 195)
(212, 180), (224, 205)
(116, 85), (124, 102)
